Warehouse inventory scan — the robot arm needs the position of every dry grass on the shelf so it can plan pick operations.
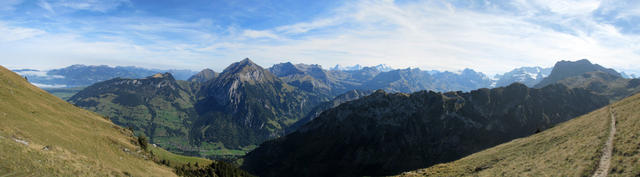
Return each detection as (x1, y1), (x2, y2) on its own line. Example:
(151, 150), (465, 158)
(609, 94), (640, 176)
(0, 65), (177, 176)
(400, 93), (640, 177)
(399, 101), (613, 176)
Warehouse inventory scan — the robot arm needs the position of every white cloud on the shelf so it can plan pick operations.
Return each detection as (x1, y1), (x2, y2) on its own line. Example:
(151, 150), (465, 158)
(0, 23), (46, 42)
(242, 29), (280, 39)
(196, 0), (640, 75)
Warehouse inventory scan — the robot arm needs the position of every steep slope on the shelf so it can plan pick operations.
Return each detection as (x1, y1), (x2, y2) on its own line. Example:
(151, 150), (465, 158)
(241, 83), (609, 177)
(193, 58), (328, 151)
(188, 68), (218, 83)
(535, 59), (621, 88)
(494, 66), (551, 87)
(0, 66), (177, 176)
(401, 92), (640, 177)
(286, 89), (374, 133)
(68, 73), (199, 155)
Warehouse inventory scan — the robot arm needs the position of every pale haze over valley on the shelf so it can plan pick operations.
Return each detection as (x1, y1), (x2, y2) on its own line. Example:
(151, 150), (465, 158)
(2, 0), (640, 76)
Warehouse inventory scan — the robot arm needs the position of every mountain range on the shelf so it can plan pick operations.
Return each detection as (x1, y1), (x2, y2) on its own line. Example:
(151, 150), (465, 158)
(241, 83), (609, 176)
(13, 64), (196, 88)
(17, 61), (558, 97)
(66, 58), (557, 158)
(5, 57), (640, 176)
(494, 66), (552, 87)
(240, 58), (640, 176)
(38, 59), (640, 176)
(68, 59), (331, 158)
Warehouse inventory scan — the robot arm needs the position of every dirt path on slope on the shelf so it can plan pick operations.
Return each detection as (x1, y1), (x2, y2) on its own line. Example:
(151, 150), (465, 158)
(592, 107), (616, 177)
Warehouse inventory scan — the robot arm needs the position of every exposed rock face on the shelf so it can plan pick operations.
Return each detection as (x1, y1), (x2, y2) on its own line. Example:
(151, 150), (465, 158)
(192, 58), (329, 148)
(187, 69), (218, 83)
(535, 59), (621, 88)
(242, 83), (609, 177)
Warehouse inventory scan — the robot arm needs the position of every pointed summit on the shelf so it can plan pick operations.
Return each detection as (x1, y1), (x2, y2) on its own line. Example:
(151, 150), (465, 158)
(217, 58), (275, 83)
(221, 58), (261, 74)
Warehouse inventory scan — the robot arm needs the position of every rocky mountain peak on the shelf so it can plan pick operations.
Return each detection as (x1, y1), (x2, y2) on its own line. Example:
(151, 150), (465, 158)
(218, 58), (274, 83)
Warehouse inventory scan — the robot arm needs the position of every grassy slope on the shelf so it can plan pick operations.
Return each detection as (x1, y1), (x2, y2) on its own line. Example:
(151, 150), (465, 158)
(401, 102), (611, 176)
(609, 94), (640, 176)
(0, 66), (177, 176)
(401, 93), (640, 176)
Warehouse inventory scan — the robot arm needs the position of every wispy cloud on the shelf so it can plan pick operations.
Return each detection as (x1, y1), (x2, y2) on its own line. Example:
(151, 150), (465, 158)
(55, 0), (130, 12)
(0, 23), (46, 41)
(38, 0), (55, 14)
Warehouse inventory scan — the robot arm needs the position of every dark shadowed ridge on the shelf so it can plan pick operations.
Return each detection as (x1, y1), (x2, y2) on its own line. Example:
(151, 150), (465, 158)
(242, 83), (609, 177)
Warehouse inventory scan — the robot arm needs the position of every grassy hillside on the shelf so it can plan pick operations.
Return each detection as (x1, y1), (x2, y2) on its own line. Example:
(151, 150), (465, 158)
(400, 93), (640, 176)
(608, 93), (640, 176)
(0, 65), (177, 176)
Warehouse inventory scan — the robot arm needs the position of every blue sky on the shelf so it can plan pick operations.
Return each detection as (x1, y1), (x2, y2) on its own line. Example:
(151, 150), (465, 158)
(1, 0), (640, 75)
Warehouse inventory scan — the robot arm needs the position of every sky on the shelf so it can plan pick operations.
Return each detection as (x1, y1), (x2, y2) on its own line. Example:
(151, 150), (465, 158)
(1, 0), (640, 75)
